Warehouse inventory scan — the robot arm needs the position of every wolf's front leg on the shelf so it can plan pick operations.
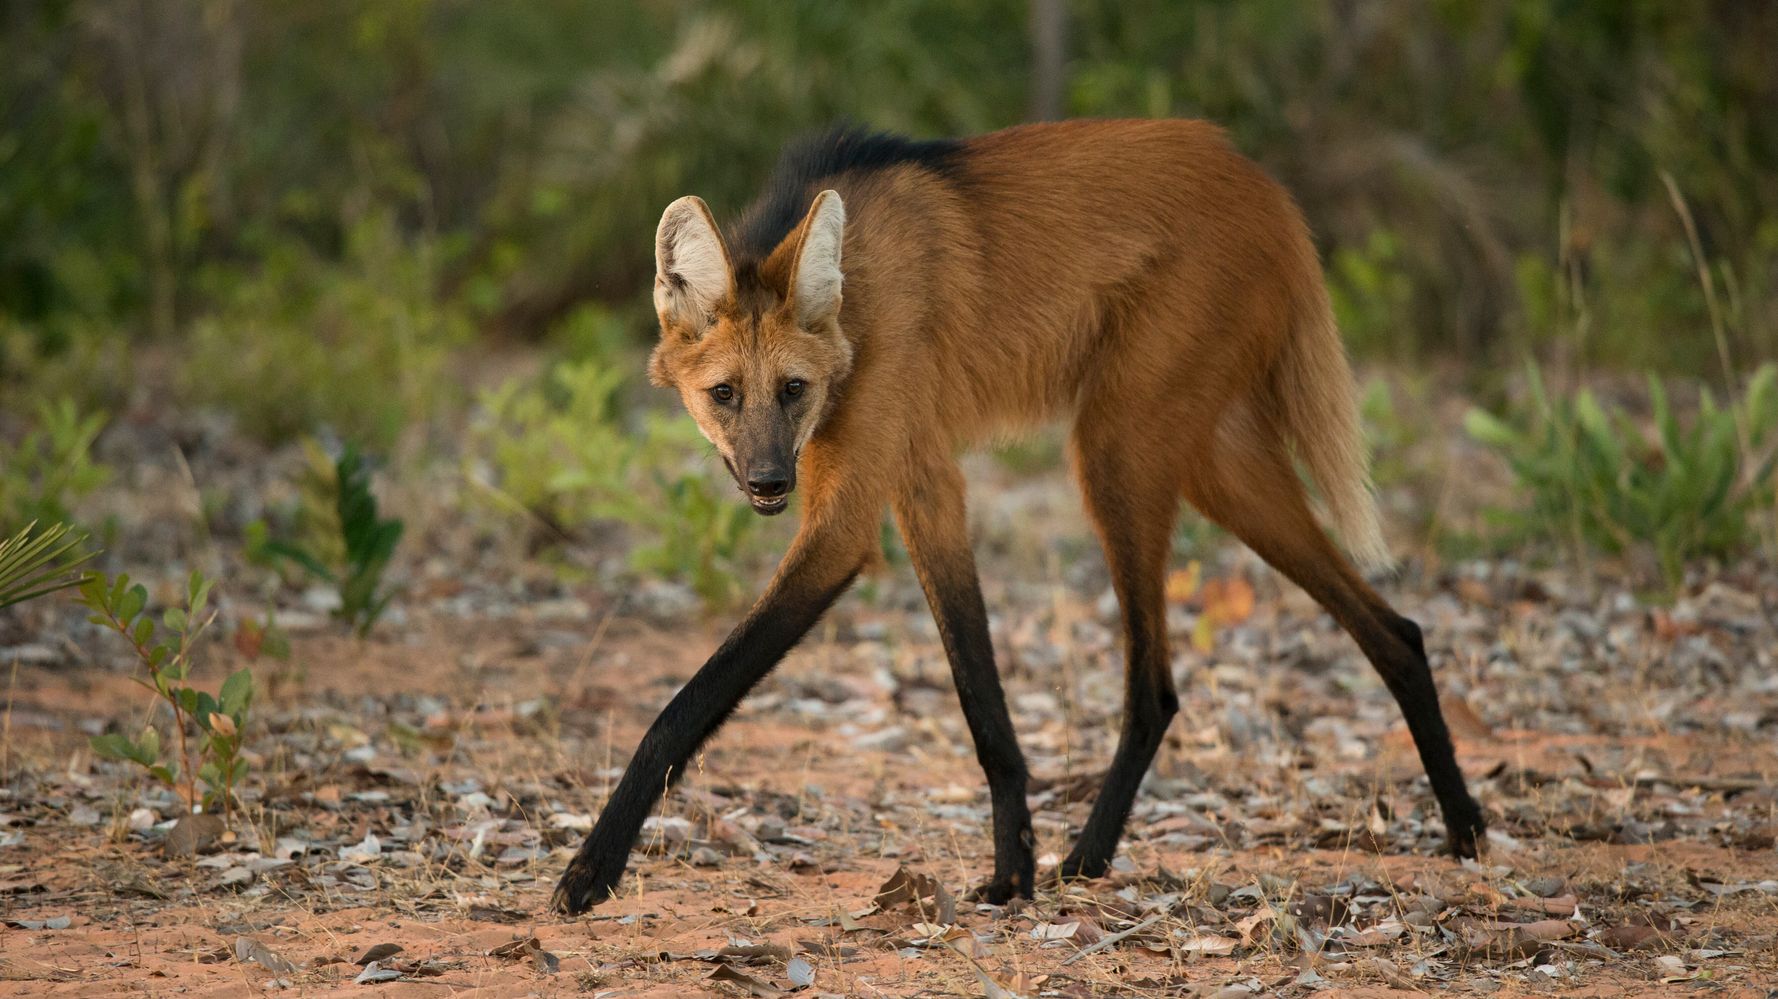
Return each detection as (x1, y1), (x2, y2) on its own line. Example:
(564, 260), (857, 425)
(551, 512), (872, 915)
(892, 459), (1034, 903)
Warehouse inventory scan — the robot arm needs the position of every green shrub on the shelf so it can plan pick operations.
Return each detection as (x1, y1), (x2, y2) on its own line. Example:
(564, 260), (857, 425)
(1360, 377), (1412, 489)
(0, 397), (109, 532)
(80, 571), (255, 822)
(471, 360), (763, 606)
(1329, 230), (1415, 359)
(182, 216), (470, 448)
(472, 360), (633, 532)
(628, 454), (759, 607)
(0, 321), (132, 419)
(1465, 363), (1778, 586)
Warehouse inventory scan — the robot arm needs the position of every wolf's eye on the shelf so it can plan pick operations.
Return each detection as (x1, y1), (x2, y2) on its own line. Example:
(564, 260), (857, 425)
(711, 384), (734, 403)
(783, 379), (805, 399)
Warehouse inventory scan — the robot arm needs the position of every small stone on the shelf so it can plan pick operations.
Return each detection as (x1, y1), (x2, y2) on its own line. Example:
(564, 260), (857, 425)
(1523, 876), (1566, 898)
(165, 813), (227, 858)
(852, 726), (909, 752)
(631, 580), (698, 622)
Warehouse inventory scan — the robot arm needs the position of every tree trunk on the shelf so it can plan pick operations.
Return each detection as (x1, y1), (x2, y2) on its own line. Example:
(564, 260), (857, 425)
(1027, 0), (1066, 122)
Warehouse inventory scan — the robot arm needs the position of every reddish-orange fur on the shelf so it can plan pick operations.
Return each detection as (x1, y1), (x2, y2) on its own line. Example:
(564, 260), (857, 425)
(653, 119), (1384, 574)
(554, 120), (1482, 914)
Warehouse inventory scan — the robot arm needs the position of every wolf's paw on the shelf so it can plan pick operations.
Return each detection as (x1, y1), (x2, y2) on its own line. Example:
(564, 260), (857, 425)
(1444, 800), (1488, 860)
(1054, 848), (1113, 884)
(965, 872), (1033, 907)
(550, 851), (626, 916)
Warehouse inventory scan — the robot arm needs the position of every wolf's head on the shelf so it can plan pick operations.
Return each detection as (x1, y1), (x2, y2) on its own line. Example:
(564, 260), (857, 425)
(646, 191), (853, 515)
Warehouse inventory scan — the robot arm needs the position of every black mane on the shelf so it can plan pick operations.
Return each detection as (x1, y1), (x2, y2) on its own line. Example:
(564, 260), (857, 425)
(728, 126), (962, 265)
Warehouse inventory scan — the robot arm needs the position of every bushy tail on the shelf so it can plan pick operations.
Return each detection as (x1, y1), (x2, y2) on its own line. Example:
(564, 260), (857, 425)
(1277, 285), (1392, 573)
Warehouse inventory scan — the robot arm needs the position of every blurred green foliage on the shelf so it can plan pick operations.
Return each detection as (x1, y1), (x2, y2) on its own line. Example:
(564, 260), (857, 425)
(471, 359), (764, 606)
(0, 398), (110, 532)
(2, 0), (1772, 406)
(1465, 363), (1778, 588)
(3, 0), (1776, 583)
(182, 215), (470, 448)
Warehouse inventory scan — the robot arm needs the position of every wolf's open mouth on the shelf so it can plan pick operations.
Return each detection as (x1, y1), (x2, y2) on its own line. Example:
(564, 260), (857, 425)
(749, 495), (789, 515)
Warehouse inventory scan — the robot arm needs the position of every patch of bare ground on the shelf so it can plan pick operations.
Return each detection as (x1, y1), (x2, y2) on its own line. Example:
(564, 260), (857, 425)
(4, 418), (1778, 995)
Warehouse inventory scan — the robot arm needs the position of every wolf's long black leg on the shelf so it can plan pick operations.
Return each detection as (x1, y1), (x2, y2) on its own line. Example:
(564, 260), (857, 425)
(893, 462), (1034, 903)
(1183, 443), (1486, 860)
(552, 526), (866, 915)
(1057, 468), (1179, 881)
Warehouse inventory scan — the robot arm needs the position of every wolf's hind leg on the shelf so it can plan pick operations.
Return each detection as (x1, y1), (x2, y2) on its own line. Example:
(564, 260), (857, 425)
(1181, 418), (1486, 858)
(1057, 410), (1183, 881)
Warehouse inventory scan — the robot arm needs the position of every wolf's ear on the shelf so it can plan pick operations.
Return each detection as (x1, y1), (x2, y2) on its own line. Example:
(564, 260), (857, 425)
(788, 190), (845, 327)
(654, 196), (732, 335)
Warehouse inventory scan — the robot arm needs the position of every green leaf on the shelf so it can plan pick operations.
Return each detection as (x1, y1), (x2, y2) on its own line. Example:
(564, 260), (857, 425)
(0, 523), (97, 610)
(76, 573), (106, 607)
(260, 540), (337, 583)
(89, 733), (141, 764)
(1463, 408), (1519, 448)
(187, 571), (212, 620)
(117, 584), (148, 627)
(219, 668), (254, 717)
(161, 607), (187, 634)
(106, 574), (129, 613)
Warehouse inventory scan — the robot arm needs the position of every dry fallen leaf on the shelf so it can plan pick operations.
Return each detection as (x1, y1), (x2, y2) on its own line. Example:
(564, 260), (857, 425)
(1597, 924), (1667, 951)
(354, 960), (401, 984)
(1029, 920), (1079, 942)
(707, 963), (785, 997)
(872, 865), (956, 923)
(716, 942), (791, 964)
(234, 936), (297, 976)
(1458, 917), (1577, 959)
(487, 936), (542, 960)
(1164, 562), (1202, 604)
(353, 943), (403, 965)
(1177, 933), (1240, 956)
(1200, 576), (1255, 624)
(785, 955), (815, 989)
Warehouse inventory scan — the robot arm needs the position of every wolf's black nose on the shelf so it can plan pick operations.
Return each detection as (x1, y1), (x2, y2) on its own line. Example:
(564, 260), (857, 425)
(747, 473), (789, 498)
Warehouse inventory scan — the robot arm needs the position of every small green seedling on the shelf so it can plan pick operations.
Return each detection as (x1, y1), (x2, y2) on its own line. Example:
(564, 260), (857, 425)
(80, 571), (255, 822)
(262, 445), (404, 636)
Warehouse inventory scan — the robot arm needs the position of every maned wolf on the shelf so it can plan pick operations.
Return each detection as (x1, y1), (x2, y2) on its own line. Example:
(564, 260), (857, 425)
(552, 120), (1486, 914)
